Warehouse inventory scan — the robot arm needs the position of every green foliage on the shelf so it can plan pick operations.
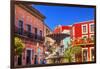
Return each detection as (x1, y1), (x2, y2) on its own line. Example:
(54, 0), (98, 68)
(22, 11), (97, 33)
(15, 37), (25, 55)
(71, 46), (82, 54)
(64, 46), (81, 62)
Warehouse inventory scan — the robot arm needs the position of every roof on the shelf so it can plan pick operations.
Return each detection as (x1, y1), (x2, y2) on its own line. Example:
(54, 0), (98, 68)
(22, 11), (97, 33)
(73, 20), (94, 25)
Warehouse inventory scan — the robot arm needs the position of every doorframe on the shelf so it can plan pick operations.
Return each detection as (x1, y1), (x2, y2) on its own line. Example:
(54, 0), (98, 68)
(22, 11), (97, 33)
(82, 48), (88, 62)
(17, 54), (22, 65)
(26, 48), (33, 64)
(90, 47), (94, 61)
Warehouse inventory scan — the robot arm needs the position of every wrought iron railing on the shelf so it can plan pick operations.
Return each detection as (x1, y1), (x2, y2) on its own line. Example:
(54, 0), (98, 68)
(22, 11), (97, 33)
(15, 26), (44, 42)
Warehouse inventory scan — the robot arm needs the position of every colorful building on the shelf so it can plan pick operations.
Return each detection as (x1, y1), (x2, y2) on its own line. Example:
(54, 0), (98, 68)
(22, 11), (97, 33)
(71, 20), (95, 62)
(14, 3), (51, 66)
(14, 2), (95, 66)
(53, 20), (95, 62)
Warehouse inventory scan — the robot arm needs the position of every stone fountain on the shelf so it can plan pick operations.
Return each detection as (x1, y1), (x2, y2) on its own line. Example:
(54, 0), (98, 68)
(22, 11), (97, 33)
(46, 32), (70, 64)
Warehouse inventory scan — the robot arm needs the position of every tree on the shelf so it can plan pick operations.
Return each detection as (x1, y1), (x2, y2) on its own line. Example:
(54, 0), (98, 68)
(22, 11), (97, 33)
(64, 46), (81, 63)
(14, 37), (25, 55)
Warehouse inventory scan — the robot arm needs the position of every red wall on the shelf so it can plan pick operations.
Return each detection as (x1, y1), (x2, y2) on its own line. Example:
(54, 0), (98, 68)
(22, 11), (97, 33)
(72, 21), (95, 61)
(73, 23), (82, 38)
(72, 21), (94, 39)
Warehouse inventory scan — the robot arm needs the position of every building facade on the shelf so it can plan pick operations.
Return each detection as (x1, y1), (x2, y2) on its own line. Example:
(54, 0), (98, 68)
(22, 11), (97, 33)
(53, 20), (95, 62)
(14, 3), (51, 66)
(71, 20), (95, 62)
(14, 2), (95, 66)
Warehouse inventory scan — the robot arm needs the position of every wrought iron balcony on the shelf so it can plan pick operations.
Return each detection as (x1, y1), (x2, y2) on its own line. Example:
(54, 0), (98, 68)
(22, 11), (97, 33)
(15, 26), (44, 42)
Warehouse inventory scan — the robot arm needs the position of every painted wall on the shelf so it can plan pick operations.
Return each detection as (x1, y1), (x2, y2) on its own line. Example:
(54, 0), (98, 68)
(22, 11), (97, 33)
(15, 4), (46, 65)
(72, 20), (95, 62)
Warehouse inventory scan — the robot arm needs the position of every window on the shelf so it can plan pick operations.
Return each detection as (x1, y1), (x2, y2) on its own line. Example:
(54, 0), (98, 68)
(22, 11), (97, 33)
(40, 30), (42, 36)
(91, 35), (94, 40)
(90, 34), (94, 41)
(83, 36), (87, 40)
(18, 20), (23, 28)
(83, 26), (86, 32)
(91, 48), (95, 61)
(18, 20), (23, 35)
(82, 35), (88, 40)
(90, 24), (94, 33)
(82, 49), (88, 62)
(39, 30), (42, 40)
(91, 35), (94, 38)
(82, 24), (88, 34)
(34, 28), (38, 39)
(26, 24), (32, 37)
(26, 24), (31, 32)
(40, 30), (42, 37)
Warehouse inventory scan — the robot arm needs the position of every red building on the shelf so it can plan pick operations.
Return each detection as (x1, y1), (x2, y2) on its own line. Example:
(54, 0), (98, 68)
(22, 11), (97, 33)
(71, 20), (95, 62)
(14, 3), (51, 66)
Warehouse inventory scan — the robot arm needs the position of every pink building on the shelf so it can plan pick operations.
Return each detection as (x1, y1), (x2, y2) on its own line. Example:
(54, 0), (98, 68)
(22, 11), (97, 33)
(14, 3), (51, 66)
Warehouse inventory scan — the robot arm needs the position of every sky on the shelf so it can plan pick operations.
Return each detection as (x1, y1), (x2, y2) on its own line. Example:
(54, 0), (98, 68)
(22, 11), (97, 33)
(32, 4), (95, 31)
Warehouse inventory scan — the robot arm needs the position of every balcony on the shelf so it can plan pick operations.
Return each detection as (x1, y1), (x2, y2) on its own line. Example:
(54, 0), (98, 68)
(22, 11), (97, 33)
(71, 38), (94, 47)
(15, 26), (44, 42)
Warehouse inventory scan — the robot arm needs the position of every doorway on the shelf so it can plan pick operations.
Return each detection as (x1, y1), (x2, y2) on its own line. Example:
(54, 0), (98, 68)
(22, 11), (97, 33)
(26, 49), (32, 64)
(17, 54), (22, 65)
(82, 49), (88, 62)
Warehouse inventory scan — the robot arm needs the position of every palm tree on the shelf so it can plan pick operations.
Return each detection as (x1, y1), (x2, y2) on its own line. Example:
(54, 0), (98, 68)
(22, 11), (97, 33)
(64, 46), (81, 63)
(14, 37), (25, 55)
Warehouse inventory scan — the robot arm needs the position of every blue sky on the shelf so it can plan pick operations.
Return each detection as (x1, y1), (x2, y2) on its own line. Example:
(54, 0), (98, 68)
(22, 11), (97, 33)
(32, 5), (95, 31)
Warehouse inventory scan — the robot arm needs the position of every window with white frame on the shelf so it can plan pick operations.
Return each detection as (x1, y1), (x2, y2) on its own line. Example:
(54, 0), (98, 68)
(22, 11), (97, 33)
(82, 24), (88, 34)
(82, 35), (88, 40)
(89, 23), (94, 33)
(83, 26), (86, 32)
(90, 34), (94, 40)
